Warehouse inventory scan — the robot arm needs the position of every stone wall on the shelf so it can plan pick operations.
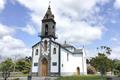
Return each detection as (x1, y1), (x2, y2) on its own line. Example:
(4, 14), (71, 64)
(0, 72), (24, 77)
(107, 77), (120, 80)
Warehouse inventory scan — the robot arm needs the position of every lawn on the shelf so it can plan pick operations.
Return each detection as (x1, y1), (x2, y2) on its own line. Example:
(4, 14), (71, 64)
(56, 75), (107, 80)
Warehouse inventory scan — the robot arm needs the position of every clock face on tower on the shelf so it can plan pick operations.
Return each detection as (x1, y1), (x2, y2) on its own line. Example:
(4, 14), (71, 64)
(41, 40), (49, 55)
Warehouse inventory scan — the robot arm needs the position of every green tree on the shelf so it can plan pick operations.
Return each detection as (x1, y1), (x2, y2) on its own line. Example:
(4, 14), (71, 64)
(15, 56), (32, 74)
(113, 60), (120, 76)
(93, 46), (112, 75)
(90, 53), (113, 75)
(97, 46), (112, 55)
(0, 58), (14, 80)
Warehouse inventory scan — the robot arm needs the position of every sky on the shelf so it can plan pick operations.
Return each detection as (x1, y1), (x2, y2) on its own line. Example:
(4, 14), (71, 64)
(0, 0), (120, 59)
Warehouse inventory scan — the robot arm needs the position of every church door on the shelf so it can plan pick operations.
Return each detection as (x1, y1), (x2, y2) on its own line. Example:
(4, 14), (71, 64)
(77, 67), (80, 75)
(41, 58), (48, 76)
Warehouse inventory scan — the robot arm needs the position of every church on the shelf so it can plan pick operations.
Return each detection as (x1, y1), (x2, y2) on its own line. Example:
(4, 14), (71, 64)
(31, 5), (87, 76)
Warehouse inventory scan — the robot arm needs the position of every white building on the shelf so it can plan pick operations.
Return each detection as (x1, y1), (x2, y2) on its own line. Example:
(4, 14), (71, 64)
(31, 5), (87, 76)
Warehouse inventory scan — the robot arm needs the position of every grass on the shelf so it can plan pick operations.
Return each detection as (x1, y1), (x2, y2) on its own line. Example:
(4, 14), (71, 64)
(13, 78), (19, 80)
(13, 73), (28, 77)
(56, 75), (107, 80)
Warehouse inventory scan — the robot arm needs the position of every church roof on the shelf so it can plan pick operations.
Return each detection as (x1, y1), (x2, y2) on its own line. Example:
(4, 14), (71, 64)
(62, 44), (74, 48)
(51, 40), (73, 54)
(62, 41), (75, 49)
(51, 40), (83, 54)
(43, 5), (54, 20)
(73, 49), (83, 54)
(32, 41), (41, 48)
(32, 40), (83, 54)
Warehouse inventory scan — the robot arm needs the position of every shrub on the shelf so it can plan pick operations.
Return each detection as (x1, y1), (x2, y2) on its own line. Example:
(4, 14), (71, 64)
(87, 65), (96, 74)
(13, 78), (19, 80)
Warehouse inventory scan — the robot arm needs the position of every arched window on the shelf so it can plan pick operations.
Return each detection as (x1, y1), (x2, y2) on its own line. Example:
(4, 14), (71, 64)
(53, 26), (54, 29)
(53, 48), (56, 54)
(35, 49), (38, 55)
(45, 24), (48, 35)
(44, 40), (47, 51)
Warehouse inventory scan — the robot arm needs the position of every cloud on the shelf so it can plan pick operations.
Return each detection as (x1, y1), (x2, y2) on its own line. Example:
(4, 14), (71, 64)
(0, 36), (31, 57)
(114, 0), (120, 9)
(0, 23), (31, 57)
(16, 0), (110, 19)
(0, 0), (6, 11)
(57, 20), (104, 45)
(16, 0), (47, 14)
(0, 23), (15, 38)
(15, 0), (109, 45)
(111, 37), (118, 41)
(21, 24), (36, 35)
(109, 46), (120, 59)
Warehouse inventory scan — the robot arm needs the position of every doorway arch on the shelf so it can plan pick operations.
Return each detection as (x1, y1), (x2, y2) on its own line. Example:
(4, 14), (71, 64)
(41, 58), (48, 76)
(77, 67), (80, 75)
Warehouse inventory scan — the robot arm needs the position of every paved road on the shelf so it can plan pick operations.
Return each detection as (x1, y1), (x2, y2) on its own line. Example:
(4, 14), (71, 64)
(0, 77), (57, 80)
(19, 77), (57, 80)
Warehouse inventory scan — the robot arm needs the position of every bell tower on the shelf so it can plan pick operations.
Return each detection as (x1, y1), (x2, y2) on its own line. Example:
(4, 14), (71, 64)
(40, 5), (57, 40)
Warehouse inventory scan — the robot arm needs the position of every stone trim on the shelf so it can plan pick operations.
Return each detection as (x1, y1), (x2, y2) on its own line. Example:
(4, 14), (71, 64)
(38, 56), (50, 76)
(32, 72), (38, 77)
(48, 40), (51, 76)
(50, 72), (60, 77)
(42, 19), (56, 24)
(58, 45), (61, 76)
(32, 41), (41, 48)
(37, 40), (51, 77)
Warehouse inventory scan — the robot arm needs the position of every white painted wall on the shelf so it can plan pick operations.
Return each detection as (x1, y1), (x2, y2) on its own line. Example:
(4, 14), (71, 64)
(82, 48), (87, 75)
(60, 48), (86, 76)
(31, 40), (87, 75)
(32, 43), (40, 72)
(50, 42), (59, 72)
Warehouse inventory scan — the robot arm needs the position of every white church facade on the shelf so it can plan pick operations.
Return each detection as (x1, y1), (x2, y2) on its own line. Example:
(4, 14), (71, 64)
(31, 5), (87, 76)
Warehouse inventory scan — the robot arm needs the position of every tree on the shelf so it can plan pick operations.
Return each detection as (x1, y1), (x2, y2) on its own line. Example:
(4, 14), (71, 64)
(93, 46), (112, 75)
(113, 60), (120, 76)
(15, 56), (32, 74)
(97, 46), (112, 55)
(90, 53), (113, 75)
(0, 58), (14, 80)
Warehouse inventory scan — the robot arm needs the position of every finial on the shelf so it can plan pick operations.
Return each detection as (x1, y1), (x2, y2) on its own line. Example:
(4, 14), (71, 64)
(48, 1), (51, 9)
(49, 1), (51, 5)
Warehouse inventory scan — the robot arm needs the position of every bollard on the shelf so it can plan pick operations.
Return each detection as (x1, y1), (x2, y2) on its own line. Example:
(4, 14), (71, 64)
(27, 75), (32, 80)
(107, 77), (112, 80)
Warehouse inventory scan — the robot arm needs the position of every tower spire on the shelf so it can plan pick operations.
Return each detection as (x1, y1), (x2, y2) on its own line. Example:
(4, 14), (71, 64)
(48, 1), (51, 10)
(41, 3), (57, 40)
(43, 1), (54, 20)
